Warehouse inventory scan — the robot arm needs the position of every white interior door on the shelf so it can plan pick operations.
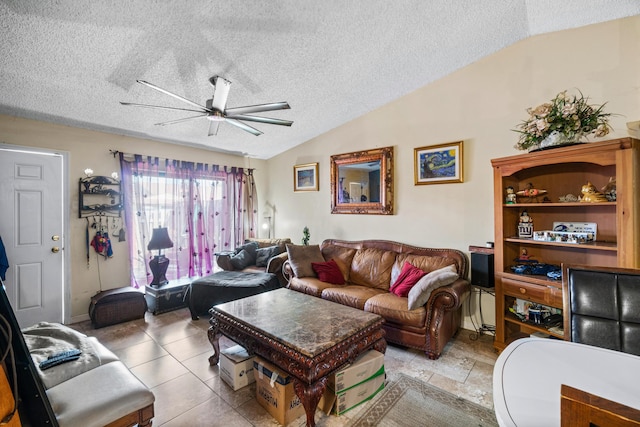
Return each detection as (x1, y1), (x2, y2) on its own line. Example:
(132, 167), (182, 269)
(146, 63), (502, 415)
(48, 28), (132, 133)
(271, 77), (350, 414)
(0, 147), (65, 327)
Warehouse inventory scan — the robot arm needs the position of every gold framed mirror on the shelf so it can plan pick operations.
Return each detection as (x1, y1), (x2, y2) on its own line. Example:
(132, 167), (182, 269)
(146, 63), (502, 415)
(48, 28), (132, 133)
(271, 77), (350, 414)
(330, 146), (394, 214)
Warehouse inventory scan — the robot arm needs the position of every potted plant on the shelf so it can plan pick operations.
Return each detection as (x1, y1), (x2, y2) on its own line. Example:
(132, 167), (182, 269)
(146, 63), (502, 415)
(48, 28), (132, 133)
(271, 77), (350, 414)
(514, 90), (612, 152)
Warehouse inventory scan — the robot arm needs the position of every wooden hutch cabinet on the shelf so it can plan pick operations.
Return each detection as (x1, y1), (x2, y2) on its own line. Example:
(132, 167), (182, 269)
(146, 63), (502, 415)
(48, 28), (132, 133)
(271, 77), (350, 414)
(491, 138), (640, 352)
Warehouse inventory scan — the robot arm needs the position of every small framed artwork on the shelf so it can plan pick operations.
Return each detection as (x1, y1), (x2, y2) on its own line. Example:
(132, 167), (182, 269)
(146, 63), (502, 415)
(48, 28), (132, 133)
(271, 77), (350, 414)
(414, 141), (464, 185)
(293, 162), (319, 191)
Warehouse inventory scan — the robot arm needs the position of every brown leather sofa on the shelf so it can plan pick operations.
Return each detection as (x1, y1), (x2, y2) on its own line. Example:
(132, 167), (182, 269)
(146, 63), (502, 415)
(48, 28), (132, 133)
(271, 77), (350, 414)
(283, 239), (470, 359)
(216, 238), (291, 285)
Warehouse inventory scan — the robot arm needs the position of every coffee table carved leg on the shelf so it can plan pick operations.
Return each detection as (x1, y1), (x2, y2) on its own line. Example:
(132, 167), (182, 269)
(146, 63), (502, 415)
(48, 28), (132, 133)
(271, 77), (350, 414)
(294, 377), (327, 427)
(207, 325), (222, 366)
(373, 338), (387, 355)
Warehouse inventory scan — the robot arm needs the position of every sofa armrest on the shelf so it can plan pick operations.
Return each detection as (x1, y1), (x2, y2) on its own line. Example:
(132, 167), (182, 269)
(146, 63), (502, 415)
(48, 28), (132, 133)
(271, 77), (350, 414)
(423, 278), (470, 359)
(266, 252), (288, 276)
(215, 251), (235, 271)
(282, 260), (294, 283)
(428, 278), (470, 311)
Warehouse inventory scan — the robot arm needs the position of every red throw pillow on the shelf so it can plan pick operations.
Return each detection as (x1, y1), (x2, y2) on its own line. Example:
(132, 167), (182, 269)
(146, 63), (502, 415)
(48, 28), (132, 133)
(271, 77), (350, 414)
(390, 262), (427, 297)
(311, 259), (345, 285)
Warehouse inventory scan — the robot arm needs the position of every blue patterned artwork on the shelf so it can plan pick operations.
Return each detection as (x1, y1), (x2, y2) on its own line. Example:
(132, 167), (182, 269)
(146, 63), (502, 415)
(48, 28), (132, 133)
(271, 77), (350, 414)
(414, 141), (463, 185)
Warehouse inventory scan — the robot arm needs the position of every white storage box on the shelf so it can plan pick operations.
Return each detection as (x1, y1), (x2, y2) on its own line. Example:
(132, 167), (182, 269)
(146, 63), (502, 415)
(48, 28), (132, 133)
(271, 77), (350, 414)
(334, 371), (385, 415)
(534, 222), (597, 244)
(219, 345), (255, 391)
(533, 230), (595, 244)
(329, 349), (384, 392)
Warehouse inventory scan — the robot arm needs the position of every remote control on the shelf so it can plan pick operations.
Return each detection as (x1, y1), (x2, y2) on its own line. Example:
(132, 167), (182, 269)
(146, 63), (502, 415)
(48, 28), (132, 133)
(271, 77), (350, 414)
(39, 349), (82, 370)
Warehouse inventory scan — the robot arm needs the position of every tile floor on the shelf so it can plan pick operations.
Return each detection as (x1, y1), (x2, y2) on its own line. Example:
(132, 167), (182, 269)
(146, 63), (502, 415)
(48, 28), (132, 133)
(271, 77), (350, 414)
(71, 308), (497, 426)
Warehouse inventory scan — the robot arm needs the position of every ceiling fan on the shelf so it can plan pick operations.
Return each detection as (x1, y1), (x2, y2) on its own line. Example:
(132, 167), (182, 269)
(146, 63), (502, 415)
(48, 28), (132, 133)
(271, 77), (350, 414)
(120, 76), (293, 136)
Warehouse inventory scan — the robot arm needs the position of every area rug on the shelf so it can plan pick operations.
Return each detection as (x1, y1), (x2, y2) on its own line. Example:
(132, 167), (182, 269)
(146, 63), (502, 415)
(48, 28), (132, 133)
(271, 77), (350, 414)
(348, 373), (498, 427)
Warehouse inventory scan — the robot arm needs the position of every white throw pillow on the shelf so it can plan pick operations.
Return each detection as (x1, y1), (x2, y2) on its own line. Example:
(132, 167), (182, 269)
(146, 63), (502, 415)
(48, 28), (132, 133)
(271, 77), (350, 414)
(407, 264), (459, 310)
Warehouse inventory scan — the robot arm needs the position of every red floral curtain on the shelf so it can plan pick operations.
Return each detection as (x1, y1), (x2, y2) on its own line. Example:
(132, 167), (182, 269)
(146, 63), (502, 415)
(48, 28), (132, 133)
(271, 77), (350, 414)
(119, 154), (253, 287)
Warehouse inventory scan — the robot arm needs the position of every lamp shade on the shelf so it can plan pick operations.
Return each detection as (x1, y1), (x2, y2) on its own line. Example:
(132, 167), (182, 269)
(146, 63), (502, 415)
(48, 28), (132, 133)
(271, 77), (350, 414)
(147, 227), (173, 250)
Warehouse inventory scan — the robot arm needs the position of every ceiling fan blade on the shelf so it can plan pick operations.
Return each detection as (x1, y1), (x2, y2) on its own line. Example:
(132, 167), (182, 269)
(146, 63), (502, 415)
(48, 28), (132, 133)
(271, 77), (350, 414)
(226, 114), (293, 126)
(208, 120), (220, 136)
(154, 114), (210, 126)
(137, 80), (209, 111)
(225, 102), (290, 116)
(210, 76), (231, 112)
(120, 102), (207, 114)
(225, 118), (263, 136)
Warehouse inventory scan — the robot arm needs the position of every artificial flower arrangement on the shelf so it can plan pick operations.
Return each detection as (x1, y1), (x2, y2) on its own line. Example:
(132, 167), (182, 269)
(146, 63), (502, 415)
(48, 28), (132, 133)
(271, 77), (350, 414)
(514, 90), (612, 151)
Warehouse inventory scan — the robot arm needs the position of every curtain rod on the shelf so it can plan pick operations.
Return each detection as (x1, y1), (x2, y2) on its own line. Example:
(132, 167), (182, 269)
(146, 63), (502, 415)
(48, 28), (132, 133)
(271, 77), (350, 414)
(109, 149), (254, 173)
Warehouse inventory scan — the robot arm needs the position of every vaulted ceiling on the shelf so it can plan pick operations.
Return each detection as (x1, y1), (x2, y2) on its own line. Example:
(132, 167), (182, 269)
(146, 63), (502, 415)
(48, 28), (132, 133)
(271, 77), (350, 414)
(1, 1), (638, 159)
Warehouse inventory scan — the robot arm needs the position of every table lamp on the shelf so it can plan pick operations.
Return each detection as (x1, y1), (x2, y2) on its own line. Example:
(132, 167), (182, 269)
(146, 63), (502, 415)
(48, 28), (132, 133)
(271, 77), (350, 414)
(147, 227), (173, 287)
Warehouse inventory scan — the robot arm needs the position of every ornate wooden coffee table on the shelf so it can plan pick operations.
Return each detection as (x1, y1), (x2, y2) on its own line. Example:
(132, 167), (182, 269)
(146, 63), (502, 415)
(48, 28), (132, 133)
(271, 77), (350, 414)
(208, 288), (386, 427)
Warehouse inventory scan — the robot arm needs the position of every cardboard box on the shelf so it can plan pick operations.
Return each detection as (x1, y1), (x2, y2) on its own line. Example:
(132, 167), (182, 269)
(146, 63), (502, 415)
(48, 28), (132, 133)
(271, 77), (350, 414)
(334, 371), (385, 415)
(318, 367), (386, 416)
(329, 349), (384, 392)
(219, 345), (255, 391)
(254, 357), (305, 425)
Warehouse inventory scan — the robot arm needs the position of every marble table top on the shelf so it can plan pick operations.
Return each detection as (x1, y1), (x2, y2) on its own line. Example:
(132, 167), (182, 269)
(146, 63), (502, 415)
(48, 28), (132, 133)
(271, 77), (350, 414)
(211, 288), (382, 358)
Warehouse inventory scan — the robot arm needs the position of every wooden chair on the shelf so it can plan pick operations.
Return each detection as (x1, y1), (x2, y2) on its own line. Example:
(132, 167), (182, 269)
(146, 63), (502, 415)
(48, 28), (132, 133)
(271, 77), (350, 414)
(562, 264), (640, 356)
(561, 384), (640, 426)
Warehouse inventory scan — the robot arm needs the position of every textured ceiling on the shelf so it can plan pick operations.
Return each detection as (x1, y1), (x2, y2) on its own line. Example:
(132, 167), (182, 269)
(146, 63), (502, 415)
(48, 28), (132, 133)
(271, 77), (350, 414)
(1, 1), (639, 159)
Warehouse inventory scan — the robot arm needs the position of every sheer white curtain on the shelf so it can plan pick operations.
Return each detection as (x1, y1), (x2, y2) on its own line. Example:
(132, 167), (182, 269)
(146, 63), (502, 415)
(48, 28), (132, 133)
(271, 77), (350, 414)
(119, 154), (256, 287)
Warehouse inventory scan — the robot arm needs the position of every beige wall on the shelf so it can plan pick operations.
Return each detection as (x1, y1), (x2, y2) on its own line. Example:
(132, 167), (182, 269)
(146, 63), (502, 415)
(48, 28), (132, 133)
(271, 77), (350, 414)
(265, 17), (640, 329)
(0, 16), (638, 328)
(0, 116), (264, 320)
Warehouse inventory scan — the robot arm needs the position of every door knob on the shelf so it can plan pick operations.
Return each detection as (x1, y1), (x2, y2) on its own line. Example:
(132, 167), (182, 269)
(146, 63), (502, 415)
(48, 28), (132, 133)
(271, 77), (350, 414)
(52, 235), (60, 241)
(51, 247), (60, 253)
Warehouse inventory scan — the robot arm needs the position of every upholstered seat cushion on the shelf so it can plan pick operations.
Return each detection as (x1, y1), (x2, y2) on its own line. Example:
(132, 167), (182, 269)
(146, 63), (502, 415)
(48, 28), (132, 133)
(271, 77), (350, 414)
(188, 271), (281, 318)
(47, 361), (154, 427)
(321, 286), (386, 310)
(364, 293), (427, 329)
(287, 276), (337, 297)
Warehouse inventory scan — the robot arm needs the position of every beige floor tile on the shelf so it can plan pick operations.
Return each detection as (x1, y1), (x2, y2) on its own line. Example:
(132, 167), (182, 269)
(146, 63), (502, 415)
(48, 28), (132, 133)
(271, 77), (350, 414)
(83, 322), (151, 351)
(205, 375), (256, 409)
(182, 350), (220, 382)
(130, 354), (189, 388)
(162, 330), (214, 361)
(159, 397), (253, 427)
(112, 338), (168, 368)
(142, 320), (204, 345)
(151, 372), (218, 425)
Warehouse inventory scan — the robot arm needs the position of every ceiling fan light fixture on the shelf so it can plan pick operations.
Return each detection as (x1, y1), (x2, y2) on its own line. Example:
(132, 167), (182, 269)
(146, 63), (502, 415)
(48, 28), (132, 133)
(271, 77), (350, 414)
(207, 111), (225, 122)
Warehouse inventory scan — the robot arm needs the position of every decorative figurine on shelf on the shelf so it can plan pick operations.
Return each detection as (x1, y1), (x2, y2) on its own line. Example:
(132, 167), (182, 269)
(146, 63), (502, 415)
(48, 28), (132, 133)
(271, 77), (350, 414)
(518, 210), (534, 238)
(601, 177), (617, 202)
(505, 186), (517, 204)
(517, 248), (534, 262)
(558, 193), (579, 203)
(579, 181), (608, 203)
(516, 182), (548, 202)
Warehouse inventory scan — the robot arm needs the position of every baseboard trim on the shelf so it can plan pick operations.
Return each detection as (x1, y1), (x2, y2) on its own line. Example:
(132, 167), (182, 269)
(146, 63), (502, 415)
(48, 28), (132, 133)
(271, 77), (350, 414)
(70, 313), (90, 324)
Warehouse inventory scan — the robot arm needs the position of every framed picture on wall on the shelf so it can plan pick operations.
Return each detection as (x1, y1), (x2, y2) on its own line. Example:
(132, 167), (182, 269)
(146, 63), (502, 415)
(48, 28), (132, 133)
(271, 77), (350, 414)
(294, 162), (319, 191)
(414, 141), (464, 185)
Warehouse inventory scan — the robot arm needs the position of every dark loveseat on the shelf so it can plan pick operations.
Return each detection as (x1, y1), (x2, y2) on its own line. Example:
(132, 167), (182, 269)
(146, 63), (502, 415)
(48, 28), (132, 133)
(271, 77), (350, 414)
(283, 239), (470, 359)
(215, 237), (291, 285)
